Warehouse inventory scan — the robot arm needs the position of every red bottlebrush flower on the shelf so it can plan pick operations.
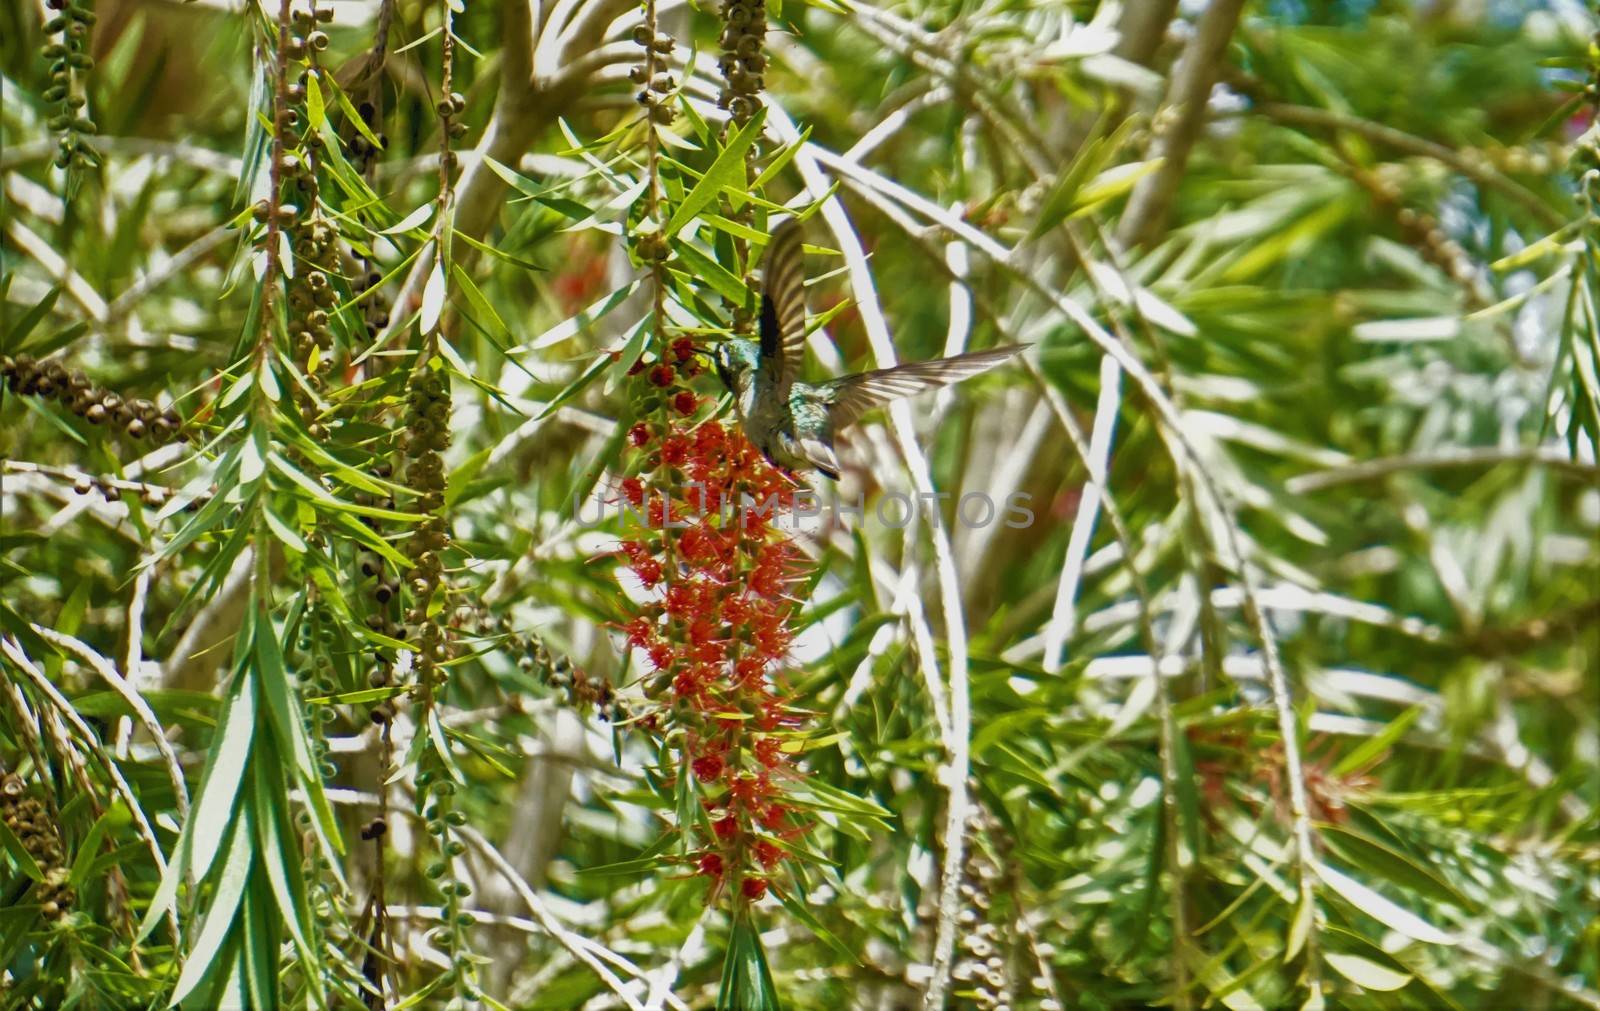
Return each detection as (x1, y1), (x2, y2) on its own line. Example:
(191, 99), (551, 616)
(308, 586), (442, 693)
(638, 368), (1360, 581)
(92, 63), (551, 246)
(619, 540), (648, 563)
(760, 804), (789, 830)
(693, 423), (726, 456)
(646, 496), (677, 529)
(617, 353), (815, 913)
(661, 436), (689, 467)
(627, 357), (648, 377)
(687, 617), (719, 647)
(735, 657), (766, 689)
(728, 772), (770, 808)
(554, 237), (610, 314)
(620, 476), (646, 505)
(632, 557), (664, 587)
(664, 583), (695, 617)
(646, 641), (675, 670)
(623, 616), (655, 650)
(692, 752), (725, 782)
(753, 839), (782, 868)
(753, 736), (783, 768)
(725, 594), (754, 623)
(673, 665), (709, 700)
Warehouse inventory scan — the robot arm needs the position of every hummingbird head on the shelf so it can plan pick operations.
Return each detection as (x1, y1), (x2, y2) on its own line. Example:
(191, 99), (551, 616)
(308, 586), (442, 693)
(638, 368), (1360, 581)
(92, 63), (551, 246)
(712, 339), (760, 394)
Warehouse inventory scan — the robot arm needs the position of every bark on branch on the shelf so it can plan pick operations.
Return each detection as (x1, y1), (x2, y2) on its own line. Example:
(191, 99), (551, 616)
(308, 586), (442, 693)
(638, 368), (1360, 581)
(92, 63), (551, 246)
(1116, 0), (1248, 248)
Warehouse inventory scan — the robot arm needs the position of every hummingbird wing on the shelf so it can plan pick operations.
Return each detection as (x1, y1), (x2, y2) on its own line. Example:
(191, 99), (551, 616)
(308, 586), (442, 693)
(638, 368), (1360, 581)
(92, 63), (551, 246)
(758, 219), (809, 392)
(824, 345), (1027, 431)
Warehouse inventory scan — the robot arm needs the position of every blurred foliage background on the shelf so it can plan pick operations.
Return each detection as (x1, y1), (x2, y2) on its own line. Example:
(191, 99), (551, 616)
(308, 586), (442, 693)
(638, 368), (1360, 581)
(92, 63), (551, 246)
(1, 0), (1597, 1007)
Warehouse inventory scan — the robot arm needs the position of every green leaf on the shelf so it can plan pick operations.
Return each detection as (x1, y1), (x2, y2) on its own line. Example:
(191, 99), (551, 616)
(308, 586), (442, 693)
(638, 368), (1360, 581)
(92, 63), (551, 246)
(4, 286), (60, 351)
(383, 203), (435, 236)
(251, 741), (320, 994)
(269, 453), (425, 522)
(1319, 822), (1474, 911)
(666, 108), (768, 237)
(1324, 951), (1412, 992)
(1330, 705), (1422, 777)
(717, 914), (784, 1011)
(451, 264), (515, 346)
(0, 815), (45, 883)
(1313, 859), (1457, 946)
(325, 74), (384, 153)
(453, 228), (543, 271)
(483, 155), (551, 200)
(235, 57), (269, 207)
(255, 614), (344, 857)
(420, 253), (447, 335)
(672, 238), (748, 304)
(188, 663), (258, 885)
(66, 804), (118, 888)
(772, 885), (859, 965)
(170, 811), (254, 1007)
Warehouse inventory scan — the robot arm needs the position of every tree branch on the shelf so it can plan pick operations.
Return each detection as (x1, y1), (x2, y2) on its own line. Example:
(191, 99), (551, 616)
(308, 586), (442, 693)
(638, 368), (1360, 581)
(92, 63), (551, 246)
(1116, 0), (1247, 247)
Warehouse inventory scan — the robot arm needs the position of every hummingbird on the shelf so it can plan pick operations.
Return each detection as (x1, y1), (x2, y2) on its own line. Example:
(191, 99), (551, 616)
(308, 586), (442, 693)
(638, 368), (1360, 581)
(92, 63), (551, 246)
(713, 219), (1026, 480)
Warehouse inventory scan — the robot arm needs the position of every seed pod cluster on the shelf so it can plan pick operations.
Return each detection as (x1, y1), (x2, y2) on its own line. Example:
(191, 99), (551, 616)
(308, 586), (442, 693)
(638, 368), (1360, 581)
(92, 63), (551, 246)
(436, 90), (468, 171)
(294, 597), (346, 709)
(350, 458), (403, 726)
(402, 367), (453, 694)
(631, 22), (678, 127)
(512, 629), (624, 722)
(275, 4), (347, 386)
(1, 354), (183, 443)
(713, 0), (767, 333)
(1351, 169), (1481, 292)
(715, 0), (767, 126)
(1, 774), (74, 921)
(347, 97), (388, 176)
(40, 0), (99, 171)
(949, 804), (1022, 1011)
(67, 469), (185, 508)
(415, 763), (477, 1001)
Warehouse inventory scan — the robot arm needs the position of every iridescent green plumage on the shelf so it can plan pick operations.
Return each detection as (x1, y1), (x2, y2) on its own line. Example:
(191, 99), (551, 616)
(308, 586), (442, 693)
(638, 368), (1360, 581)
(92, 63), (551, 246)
(713, 220), (1026, 479)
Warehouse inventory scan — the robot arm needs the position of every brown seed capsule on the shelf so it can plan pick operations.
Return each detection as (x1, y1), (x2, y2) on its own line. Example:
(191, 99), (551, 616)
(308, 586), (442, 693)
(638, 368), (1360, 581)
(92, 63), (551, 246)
(85, 403), (106, 424)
